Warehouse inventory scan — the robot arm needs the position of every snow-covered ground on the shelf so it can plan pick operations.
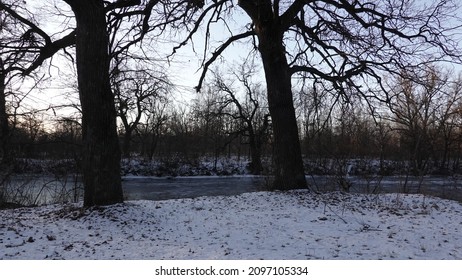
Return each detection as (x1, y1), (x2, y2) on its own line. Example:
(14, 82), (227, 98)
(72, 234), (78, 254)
(1, 190), (461, 259)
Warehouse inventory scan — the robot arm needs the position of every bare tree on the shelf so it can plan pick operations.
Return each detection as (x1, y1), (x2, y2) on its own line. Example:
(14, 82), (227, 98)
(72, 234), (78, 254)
(388, 66), (450, 174)
(172, 0), (462, 190)
(59, 0), (163, 205)
(375, 118), (395, 175)
(136, 96), (170, 159)
(210, 62), (270, 174)
(111, 57), (171, 158)
(295, 83), (336, 159)
(166, 105), (197, 158)
(435, 75), (462, 171)
(190, 89), (228, 161)
(1, 0), (176, 206)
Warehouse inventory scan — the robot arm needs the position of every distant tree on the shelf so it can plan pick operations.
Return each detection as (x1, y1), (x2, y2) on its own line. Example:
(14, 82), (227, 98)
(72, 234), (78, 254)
(374, 118), (395, 174)
(50, 117), (82, 159)
(135, 96), (170, 159)
(210, 62), (270, 174)
(295, 84), (335, 159)
(15, 111), (47, 158)
(189, 90), (222, 159)
(111, 57), (171, 158)
(434, 75), (462, 171)
(166, 105), (197, 158)
(388, 67), (449, 174)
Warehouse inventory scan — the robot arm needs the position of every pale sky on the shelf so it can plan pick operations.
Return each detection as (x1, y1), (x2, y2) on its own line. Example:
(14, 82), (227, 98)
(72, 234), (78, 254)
(13, 0), (462, 130)
(19, 0), (257, 124)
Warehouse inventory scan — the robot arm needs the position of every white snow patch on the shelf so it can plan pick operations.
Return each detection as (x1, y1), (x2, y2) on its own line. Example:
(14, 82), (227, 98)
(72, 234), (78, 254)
(1, 191), (461, 259)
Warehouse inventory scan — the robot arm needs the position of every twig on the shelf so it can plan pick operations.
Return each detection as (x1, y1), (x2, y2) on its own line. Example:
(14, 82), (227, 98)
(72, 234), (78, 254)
(325, 203), (348, 224)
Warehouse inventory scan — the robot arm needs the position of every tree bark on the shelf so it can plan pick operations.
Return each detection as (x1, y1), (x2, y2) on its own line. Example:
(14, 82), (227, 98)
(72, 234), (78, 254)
(254, 22), (307, 189)
(259, 42), (306, 188)
(237, 1), (307, 190)
(64, 0), (123, 206)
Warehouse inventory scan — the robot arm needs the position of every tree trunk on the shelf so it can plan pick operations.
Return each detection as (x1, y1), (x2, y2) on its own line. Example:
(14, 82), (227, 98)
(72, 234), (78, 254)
(65, 0), (123, 206)
(256, 24), (307, 190)
(248, 128), (262, 175)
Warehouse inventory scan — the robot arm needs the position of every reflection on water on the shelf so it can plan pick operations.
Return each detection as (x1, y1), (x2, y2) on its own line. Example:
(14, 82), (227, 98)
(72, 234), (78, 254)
(1, 175), (83, 206)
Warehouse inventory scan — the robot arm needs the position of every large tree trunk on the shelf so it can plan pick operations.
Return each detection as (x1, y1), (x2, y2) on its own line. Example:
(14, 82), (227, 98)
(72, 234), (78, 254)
(65, 0), (123, 206)
(256, 24), (307, 190)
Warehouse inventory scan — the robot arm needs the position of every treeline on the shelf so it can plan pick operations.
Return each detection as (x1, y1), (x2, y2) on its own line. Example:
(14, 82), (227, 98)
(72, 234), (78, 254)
(5, 66), (462, 176)
(298, 68), (462, 176)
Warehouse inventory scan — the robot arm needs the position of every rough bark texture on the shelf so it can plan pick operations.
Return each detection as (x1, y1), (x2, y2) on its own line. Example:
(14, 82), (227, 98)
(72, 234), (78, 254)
(239, 1), (307, 190)
(257, 25), (307, 189)
(65, 0), (123, 206)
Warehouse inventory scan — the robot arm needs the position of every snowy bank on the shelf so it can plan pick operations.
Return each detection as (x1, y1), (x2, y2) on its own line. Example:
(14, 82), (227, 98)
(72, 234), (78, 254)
(1, 191), (461, 259)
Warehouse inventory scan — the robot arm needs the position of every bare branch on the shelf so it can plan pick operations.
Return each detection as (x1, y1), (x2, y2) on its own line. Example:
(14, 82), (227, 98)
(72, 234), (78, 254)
(280, 0), (314, 29)
(0, 2), (52, 45)
(22, 30), (76, 76)
(169, 0), (229, 59)
(195, 30), (255, 92)
(105, 0), (141, 11)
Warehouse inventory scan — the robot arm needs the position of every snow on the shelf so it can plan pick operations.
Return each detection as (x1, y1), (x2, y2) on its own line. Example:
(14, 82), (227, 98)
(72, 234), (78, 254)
(1, 190), (462, 259)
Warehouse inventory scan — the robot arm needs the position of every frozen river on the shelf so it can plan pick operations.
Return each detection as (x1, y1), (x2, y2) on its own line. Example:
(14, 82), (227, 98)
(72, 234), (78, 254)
(3, 175), (462, 206)
(122, 175), (462, 202)
(122, 176), (262, 201)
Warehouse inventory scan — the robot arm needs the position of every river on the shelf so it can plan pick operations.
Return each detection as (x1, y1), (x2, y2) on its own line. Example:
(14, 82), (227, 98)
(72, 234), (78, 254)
(3, 175), (462, 206)
(121, 175), (462, 202)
